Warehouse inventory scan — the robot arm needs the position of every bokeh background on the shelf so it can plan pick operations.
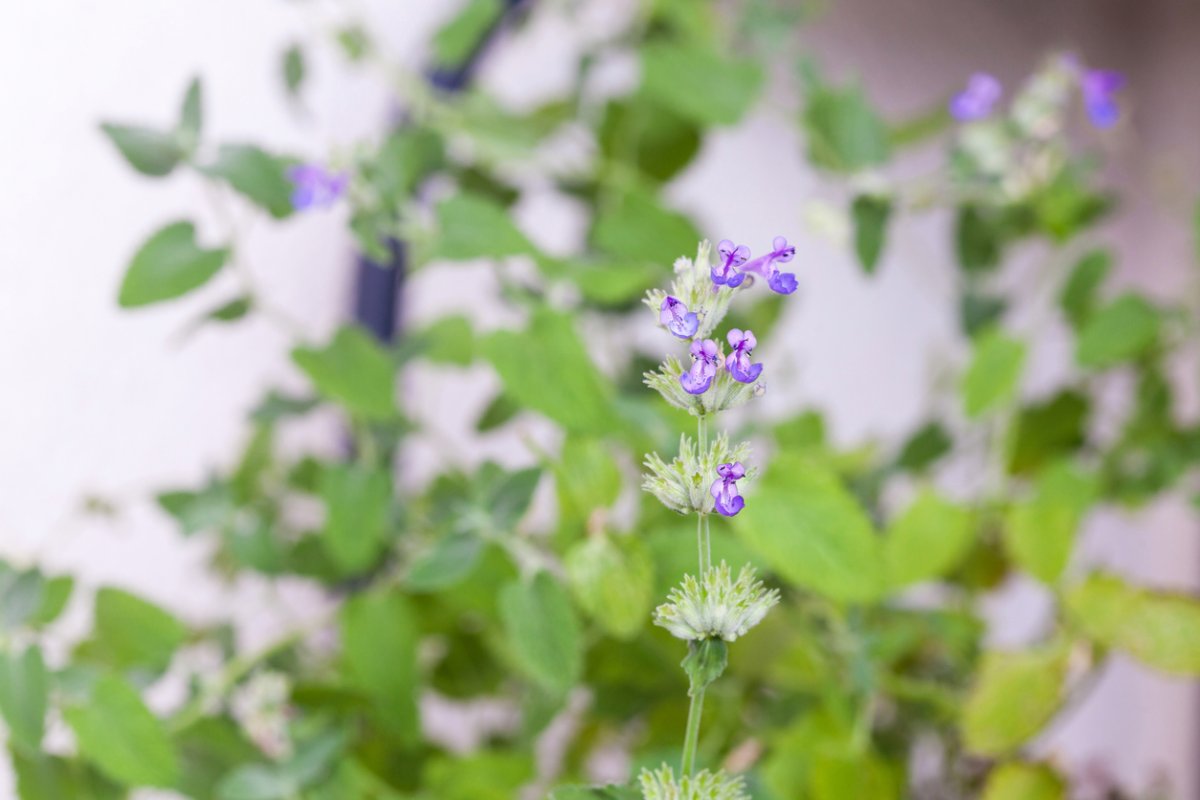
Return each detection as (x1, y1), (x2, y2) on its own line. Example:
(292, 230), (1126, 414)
(3, 1), (1200, 798)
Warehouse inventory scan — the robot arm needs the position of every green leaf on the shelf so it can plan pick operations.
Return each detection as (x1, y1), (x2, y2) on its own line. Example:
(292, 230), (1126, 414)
(476, 392), (520, 432)
(802, 80), (891, 173)
(960, 291), (1008, 337)
(404, 533), (483, 592)
(12, 753), (122, 800)
(598, 100), (701, 184)
(292, 326), (396, 420)
(550, 786), (640, 800)
(282, 44), (306, 97)
(555, 436), (621, 530)
(851, 194), (891, 273)
(0, 565), (46, 630)
(202, 144), (296, 219)
(733, 456), (885, 603)
(432, 0), (502, 66)
(0, 646), (48, 753)
(894, 421), (952, 473)
(962, 330), (1026, 418)
(117, 220), (229, 307)
(809, 752), (900, 800)
(79, 587), (187, 674)
(100, 123), (185, 177)
(1075, 293), (1161, 369)
(341, 590), (420, 743)
(499, 572), (582, 694)
(962, 645), (1067, 755)
(374, 128), (445, 204)
(1059, 249), (1111, 329)
(415, 314), (475, 365)
(482, 309), (615, 434)
(682, 638), (729, 691)
(65, 674), (180, 788)
(427, 193), (537, 261)
(178, 77), (203, 149)
(1006, 391), (1089, 475)
(982, 763), (1065, 800)
(335, 25), (372, 61)
(422, 751), (533, 800)
(565, 534), (654, 640)
(1004, 462), (1097, 584)
(29, 575), (73, 628)
(319, 463), (391, 574)
(640, 43), (764, 126)
(157, 480), (231, 535)
(885, 490), (973, 587)
(590, 190), (702, 265)
(955, 205), (1008, 273)
(217, 766), (297, 800)
(1066, 574), (1200, 675)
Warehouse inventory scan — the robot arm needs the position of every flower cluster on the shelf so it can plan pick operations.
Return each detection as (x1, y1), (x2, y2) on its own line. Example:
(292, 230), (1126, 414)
(643, 434), (752, 516)
(654, 562), (781, 643)
(949, 55), (1125, 129)
(287, 163), (348, 211)
(639, 765), (749, 800)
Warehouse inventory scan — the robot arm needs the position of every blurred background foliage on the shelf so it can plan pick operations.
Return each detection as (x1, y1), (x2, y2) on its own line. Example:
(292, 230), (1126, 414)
(5, 0), (1200, 798)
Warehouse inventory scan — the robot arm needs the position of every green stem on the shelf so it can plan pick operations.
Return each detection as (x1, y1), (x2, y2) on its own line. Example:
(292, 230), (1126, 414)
(701, 513), (712, 574)
(680, 683), (706, 776)
(696, 414), (712, 574)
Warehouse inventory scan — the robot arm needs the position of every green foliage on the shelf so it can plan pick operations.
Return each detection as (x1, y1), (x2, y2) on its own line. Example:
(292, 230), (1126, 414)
(1075, 294), (1161, 369)
(802, 78), (891, 173)
(885, 490), (973, 587)
(961, 330), (1026, 418)
(640, 42), (764, 126)
(76, 587), (187, 675)
(432, 0), (502, 67)
(499, 572), (583, 694)
(292, 326), (396, 421)
(341, 590), (420, 743)
(282, 44), (306, 98)
(201, 144), (296, 219)
(851, 194), (892, 273)
(118, 221), (229, 307)
(65, 675), (180, 788)
(0, 647), (48, 754)
(1059, 249), (1112, 328)
(962, 645), (1067, 755)
(1004, 461), (1097, 584)
(319, 463), (392, 574)
(982, 763), (1066, 800)
(566, 534), (654, 640)
(427, 193), (536, 261)
(590, 190), (702, 265)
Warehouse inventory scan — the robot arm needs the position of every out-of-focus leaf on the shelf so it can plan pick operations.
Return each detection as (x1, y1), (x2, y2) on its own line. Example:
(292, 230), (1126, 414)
(174, 717), (259, 800)
(809, 752), (901, 800)
(640, 43), (763, 126)
(217, 766), (296, 800)
(178, 77), (203, 150)
(894, 421), (952, 473)
(960, 291), (1008, 337)
(1066, 573), (1200, 675)
(476, 392), (520, 432)
(427, 193), (537, 261)
(12, 752), (122, 800)
(955, 205), (1008, 273)
(1031, 169), (1112, 242)
(851, 194), (891, 274)
(556, 436), (621, 531)
(65, 674), (180, 788)
(0, 565), (44, 631)
(251, 391), (320, 426)
(100, 124), (185, 177)
(733, 456), (885, 602)
(599, 100), (701, 183)
(482, 309), (615, 435)
(341, 590), (419, 743)
(1075, 294), (1160, 369)
(1006, 391), (1089, 475)
(292, 326), (396, 420)
(335, 25), (372, 61)
(375, 128), (444, 204)
(1005, 461), (1097, 584)
(591, 190), (701, 266)
(961, 330), (1026, 418)
(499, 572), (582, 694)
(573, 260), (664, 307)
(404, 533), (483, 592)
(1059, 249), (1111, 329)
(415, 314), (474, 365)
(0, 646), (48, 753)
(982, 763), (1065, 800)
(282, 44), (306, 98)
(319, 463), (391, 574)
(962, 645), (1067, 755)
(76, 588), (187, 675)
(157, 480), (231, 535)
(28, 575), (73, 628)
(432, 0), (502, 67)
(802, 80), (890, 173)
(550, 786), (640, 800)
(565, 534), (654, 640)
(117, 221), (229, 308)
(201, 144), (296, 219)
(422, 751), (533, 800)
(885, 490), (973, 587)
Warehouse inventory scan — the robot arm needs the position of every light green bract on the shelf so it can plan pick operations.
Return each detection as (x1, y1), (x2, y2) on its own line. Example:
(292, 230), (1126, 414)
(638, 765), (749, 800)
(654, 562), (780, 642)
(643, 434), (752, 515)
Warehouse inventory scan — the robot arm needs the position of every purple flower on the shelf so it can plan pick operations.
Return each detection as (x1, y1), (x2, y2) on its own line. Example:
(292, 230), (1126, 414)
(1081, 69), (1124, 129)
(742, 236), (798, 295)
(680, 339), (720, 395)
(949, 73), (1002, 122)
(712, 240), (750, 288)
(725, 328), (763, 384)
(660, 296), (699, 339)
(287, 163), (349, 210)
(711, 462), (746, 517)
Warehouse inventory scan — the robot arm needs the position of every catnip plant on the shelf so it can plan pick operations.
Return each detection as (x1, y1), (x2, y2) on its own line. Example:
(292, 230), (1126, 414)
(637, 238), (797, 799)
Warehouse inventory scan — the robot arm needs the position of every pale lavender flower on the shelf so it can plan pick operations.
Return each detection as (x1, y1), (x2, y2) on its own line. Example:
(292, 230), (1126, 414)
(660, 296), (699, 339)
(711, 462), (746, 517)
(742, 236), (798, 295)
(950, 73), (1003, 121)
(1081, 69), (1124, 129)
(725, 328), (763, 384)
(711, 240), (750, 288)
(287, 163), (348, 210)
(680, 339), (720, 395)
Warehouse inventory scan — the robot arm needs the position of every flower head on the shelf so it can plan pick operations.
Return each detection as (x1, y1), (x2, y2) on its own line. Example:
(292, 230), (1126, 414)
(711, 240), (750, 288)
(660, 295), (699, 339)
(1081, 69), (1124, 129)
(639, 765), (749, 800)
(287, 163), (348, 210)
(654, 562), (779, 642)
(724, 329), (762, 384)
(950, 72), (1003, 121)
(742, 236), (798, 295)
(643, 434), (751, 515)
(680, 339), (720, 395)
(711, 461), (746, 517)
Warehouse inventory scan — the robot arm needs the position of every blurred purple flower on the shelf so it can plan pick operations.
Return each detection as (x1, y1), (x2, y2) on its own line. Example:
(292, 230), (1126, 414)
(711, 462), (746, 517)
(743, 236), (798, 295)
(949, 73), (1002, 121)
(660, 296), (699, 339)
(712, 239), (750, 288)
(1081, 69), (1124, 129)
(725, 328), (763, 384)
(287, 163), (348, 210)
(680, 338), (720, 395)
